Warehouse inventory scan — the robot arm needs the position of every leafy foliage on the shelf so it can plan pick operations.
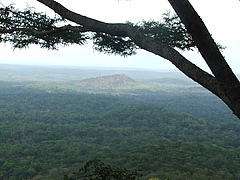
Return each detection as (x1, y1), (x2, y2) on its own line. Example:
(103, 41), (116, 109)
(64, 159), (143, 180)
(93, 33), (137, 57)
(134, 12), (195, 51)
(0, 4), (197, 54)
(92, 12), (197, 56)
(0, 5), (88, 49)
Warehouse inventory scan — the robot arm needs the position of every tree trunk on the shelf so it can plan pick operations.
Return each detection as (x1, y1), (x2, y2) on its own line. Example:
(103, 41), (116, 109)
(168, 0), (240, 118)
(37, 0), (240, 118)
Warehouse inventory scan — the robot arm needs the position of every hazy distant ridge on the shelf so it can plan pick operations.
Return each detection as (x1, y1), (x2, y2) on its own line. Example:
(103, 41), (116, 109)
(74, 74), (142, 90)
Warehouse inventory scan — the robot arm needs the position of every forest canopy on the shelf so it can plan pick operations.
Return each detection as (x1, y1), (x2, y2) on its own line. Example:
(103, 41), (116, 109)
(0, 65), (239, 179)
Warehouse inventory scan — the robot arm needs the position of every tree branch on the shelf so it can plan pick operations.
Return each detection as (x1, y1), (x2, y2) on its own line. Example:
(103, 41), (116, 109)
(0, 25), (90, 36)
(35, 0), (231, 102)
(167, 0), (239, 87)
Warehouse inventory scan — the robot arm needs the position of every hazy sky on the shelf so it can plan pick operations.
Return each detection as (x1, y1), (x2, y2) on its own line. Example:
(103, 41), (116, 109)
(0, 0), (239, 73)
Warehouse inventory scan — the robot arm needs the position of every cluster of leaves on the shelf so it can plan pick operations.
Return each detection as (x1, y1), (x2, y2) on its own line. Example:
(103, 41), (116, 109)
(0, 5), (88, 49)
(64, 159), (143, 180)
(92, 12), (196, 56)
(135, 12), (196, 51)
(0, 4), (197, 54)
(92, 33), (137, 57)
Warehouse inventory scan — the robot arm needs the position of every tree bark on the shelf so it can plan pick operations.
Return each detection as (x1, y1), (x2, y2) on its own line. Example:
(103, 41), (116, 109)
(36, 0), (240, 118)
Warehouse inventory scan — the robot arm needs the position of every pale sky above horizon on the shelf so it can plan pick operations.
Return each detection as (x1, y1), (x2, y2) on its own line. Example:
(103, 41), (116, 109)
(0, 0), (240, 73)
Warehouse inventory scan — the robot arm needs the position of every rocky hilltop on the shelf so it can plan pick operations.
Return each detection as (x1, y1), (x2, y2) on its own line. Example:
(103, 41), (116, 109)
(74, 74), (142, 90)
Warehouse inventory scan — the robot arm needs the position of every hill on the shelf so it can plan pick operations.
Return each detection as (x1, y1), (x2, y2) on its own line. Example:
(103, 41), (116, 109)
(72, 74), (143, 90)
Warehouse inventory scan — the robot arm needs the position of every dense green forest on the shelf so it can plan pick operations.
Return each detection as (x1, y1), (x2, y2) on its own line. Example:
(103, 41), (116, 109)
(0, 65), (240, 180)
